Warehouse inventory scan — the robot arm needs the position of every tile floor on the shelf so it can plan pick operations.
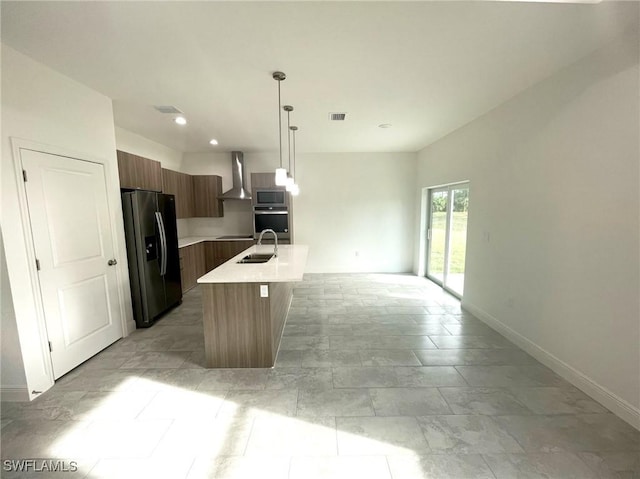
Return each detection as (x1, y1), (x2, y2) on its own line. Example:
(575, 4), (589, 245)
(1, 273), (639, 478)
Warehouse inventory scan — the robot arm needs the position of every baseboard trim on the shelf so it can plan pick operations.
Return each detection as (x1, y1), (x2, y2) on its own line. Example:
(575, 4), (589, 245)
(0, 386), (30, 402)
(461, 300), (640, 431)
(125, 319), (137, 336)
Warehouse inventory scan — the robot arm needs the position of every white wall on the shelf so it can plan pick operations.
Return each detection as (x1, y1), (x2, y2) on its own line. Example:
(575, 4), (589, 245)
(297, 152), (417, 273)
(414, 33), (639, 426)
(1, 44), (134, 398)
(0, 229), (26, 392)
(180, 151), (417, 273)
(114, 126), (183, 171)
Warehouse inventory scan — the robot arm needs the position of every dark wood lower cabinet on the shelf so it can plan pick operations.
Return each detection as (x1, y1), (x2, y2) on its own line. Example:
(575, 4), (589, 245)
(205, 240), (256, 271)
(204, 242), (217, 273)
(182, 240), (256, 293)
(179, 243), (205, 293)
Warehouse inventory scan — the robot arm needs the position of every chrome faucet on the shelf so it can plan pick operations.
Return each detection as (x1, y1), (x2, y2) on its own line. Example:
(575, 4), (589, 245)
(257, 229), (278, 257)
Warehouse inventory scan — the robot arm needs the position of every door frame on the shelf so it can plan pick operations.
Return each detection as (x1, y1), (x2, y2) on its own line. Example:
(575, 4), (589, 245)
(425, 186), (452, 288)
(6, 138), (132, 399)
(420, 180), (470, 299)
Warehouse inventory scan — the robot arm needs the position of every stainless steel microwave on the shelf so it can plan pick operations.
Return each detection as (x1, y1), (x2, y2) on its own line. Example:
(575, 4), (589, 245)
(254, 189), (286, 207)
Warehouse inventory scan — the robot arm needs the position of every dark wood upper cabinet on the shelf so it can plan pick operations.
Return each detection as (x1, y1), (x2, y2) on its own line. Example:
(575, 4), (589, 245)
(178, 171), (195, 218)
(162, 168), (194, 219)
(161, 167), (178, 196)
(117, 152), (225, 219)
(193, 175), (223, 218)
(251, 172), (281, 189)
(117, 150), (162, 192)
(162, 169), (223, 219)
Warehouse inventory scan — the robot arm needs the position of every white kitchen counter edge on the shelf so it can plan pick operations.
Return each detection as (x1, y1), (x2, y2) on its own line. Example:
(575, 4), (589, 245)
(178, 236), (254, 248)
(197, 244), (308, 284)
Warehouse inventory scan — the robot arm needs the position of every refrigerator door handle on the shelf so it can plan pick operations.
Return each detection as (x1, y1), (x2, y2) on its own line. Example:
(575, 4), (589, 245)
(159, 213), (168, 276)
(155, 211), (168, 276)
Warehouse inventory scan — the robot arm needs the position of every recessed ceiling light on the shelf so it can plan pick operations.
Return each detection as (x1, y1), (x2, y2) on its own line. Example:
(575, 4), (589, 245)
(174, 116), (187, 125)
(378, 123), (392, 129)
(209, 139), (218, 146)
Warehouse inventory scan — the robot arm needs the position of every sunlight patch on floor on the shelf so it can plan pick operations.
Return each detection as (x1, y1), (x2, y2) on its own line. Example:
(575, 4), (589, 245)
(46, 376), (419, 477)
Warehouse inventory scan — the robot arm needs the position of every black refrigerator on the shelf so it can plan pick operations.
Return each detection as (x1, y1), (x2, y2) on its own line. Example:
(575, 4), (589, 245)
(122, 191), (182, 327)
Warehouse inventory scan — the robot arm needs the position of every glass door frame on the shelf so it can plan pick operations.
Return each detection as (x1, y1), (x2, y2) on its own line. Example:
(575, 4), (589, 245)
(426, 186), (451, 288)
(425, 181), (469, 299)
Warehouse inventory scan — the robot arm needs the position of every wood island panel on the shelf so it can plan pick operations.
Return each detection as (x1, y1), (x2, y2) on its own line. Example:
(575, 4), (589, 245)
(202, 281), (292, 368)
(270, 281), (293, 358)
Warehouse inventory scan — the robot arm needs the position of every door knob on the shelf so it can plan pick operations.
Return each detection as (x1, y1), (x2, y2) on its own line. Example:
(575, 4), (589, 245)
(108, 259), (118, 266)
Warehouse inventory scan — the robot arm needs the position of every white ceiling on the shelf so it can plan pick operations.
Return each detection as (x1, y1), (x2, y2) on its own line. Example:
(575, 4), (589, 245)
(1, 1), (637, 154)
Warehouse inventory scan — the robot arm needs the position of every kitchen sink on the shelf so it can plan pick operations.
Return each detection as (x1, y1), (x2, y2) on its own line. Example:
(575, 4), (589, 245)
(236, 253), (274, 264)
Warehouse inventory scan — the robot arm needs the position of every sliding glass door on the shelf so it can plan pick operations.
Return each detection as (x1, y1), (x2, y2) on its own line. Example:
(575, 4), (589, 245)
(426, 183), (469, 297)
(426, 189), (448, 284)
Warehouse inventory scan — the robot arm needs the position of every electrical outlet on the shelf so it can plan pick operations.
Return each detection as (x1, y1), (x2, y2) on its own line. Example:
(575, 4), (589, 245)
(354, 251), (359, 257)
(260, 285), (269, 298)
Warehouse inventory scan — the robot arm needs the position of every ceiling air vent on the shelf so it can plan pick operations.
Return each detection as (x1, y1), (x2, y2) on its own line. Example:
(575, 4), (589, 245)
(154, 105), (183, 114)
(329, 112), (347, 121)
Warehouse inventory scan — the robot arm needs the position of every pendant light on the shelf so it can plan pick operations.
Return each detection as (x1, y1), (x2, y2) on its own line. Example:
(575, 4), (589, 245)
(273, 71), (288, 186)
(283, 105), (295, 190)
(289, 125), (300, 196)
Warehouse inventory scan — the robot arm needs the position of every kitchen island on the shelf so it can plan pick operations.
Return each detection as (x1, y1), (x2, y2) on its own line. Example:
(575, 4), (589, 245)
(197, 244), (308, 368)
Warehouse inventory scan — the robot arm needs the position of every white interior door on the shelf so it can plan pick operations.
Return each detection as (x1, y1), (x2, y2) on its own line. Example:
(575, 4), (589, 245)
(21, 149), (123, 379)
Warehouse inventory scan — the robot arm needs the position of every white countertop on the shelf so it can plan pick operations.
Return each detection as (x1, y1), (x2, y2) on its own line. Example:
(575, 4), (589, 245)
(197, 244), (309, 284)
(178, 235), (254, 248)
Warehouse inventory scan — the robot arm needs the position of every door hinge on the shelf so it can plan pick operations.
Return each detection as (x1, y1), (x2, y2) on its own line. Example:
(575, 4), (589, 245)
(35, 259), (41, 271)
(48, 341), (52, 352)
(22, 170), (28, 182)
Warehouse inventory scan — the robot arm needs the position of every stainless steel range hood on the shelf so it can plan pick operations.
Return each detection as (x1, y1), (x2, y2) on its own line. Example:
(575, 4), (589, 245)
(218, 151), (251, 200)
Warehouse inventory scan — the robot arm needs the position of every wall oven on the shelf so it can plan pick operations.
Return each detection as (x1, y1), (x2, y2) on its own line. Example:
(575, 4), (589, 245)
(253, 206), (289, 239)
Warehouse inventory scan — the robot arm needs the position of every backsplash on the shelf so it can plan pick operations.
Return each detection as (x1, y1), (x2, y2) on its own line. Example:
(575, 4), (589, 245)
(176, 219), (190, 239)
(186, 201), (253, 237)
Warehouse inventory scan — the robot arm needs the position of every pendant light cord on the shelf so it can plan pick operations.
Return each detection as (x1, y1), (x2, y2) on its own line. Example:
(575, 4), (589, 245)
(278, 79), (283, 169)
(290, 125), (298, 179)
(286, 109), (291, 174)
(292, 128), (296, 178)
